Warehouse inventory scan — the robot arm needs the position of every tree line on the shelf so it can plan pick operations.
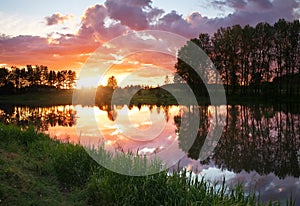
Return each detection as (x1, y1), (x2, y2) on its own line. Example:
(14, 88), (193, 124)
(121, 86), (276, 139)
(175, 18), (300, 97)
(0, 65), (76, 94)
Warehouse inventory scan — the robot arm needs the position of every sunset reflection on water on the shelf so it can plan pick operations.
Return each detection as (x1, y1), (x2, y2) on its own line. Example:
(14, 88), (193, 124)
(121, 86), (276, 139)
(47, 105), (182, 156)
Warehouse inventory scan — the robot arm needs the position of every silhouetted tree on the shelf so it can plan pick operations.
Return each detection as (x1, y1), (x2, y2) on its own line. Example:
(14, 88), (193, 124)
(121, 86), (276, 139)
(164, 75), (170, 85)
(0, 65), (77, 91)
(26, 65), (34, 86)
(176, 18), (300, 97)
(48, 70), (57, 87)
(0, 67), (9, 86)
(66, 70), (76, 89)
(174, 35), (210, 97)
(107, 76), (118, 89)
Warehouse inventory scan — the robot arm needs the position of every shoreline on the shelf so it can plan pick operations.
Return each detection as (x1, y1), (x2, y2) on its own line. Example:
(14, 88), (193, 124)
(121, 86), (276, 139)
(0, 89), (300, 107)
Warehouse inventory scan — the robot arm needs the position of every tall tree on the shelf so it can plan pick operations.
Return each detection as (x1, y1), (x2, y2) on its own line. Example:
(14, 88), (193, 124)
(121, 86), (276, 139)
(174, 34), (212, 96)
(26, 65), (34, 86)
(66, 70), (76, 89)
(212, 27), (231, 94)
(274, 19), (289, 96)
(239, 25), (255, 95)
(250, 23), (273, 95)
(40, 65), (48, 85)
(57, 70), (67, 89)
(107, 76), (118, 89)
(287, 20), (300, 96)
(164, 75), (170, 85)
(20, 68), (27, 88)
(0, 67), (9, 86)
(9, 66), (21, 89)
(33, 65), (42, 86)
(48, 70), (57, 87)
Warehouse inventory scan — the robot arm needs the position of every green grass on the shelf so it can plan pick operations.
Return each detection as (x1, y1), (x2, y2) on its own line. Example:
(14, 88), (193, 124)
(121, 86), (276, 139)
(0, 124), (296, 205)
(0, 124), (95, 205)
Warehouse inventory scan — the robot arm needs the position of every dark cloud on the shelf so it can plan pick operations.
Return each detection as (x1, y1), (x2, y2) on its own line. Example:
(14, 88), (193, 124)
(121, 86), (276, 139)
(126, 0), (152, 7)
(228, 0), (247, 9)
(29, 0), (300, 44)
(160, 0), (299, 36)
(105, 0), (150, 30)
(146, 7), (165, 23)
(212, 0), (246, 10)
(249, 0), (273, 10)
(78, 4), (126, 42)
(210, 0), (229, 12)
(45, 13), (71, 26)
(211, 0), (272, 11)
(207, 0), (299, 30)
(155, 11), (197, 37)
(104, 0), (165, 30)
(154, 11), (216, 37)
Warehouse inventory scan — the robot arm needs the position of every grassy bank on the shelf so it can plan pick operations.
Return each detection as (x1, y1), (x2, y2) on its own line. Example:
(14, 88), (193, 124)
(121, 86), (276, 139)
(0, 124), (295, 205)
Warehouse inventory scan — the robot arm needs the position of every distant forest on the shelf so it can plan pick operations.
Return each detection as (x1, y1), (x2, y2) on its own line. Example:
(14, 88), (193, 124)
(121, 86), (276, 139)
(176, 18), (300, 97)
(0, 65), (76, 94)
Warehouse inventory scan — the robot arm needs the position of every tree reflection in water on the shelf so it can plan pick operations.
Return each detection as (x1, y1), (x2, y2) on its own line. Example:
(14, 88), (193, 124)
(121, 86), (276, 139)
(174, 106), (207, 160)
(0, 105), (76, 131)
(1, 103), (299, 179)
(98, 105), (118, 122)
(175, 104), (300, 179)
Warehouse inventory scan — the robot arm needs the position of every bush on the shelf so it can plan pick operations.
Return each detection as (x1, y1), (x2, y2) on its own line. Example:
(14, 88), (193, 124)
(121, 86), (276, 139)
(52, 143), (98, 188)
(0, 124), (44, 147)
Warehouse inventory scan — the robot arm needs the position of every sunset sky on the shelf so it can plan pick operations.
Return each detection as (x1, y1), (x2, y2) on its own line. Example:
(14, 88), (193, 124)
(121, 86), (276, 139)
(0, 0), (299, 86)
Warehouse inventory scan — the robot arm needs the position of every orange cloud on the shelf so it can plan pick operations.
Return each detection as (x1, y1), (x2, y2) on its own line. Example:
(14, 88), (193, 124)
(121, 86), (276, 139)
(45, 13), (72, 26)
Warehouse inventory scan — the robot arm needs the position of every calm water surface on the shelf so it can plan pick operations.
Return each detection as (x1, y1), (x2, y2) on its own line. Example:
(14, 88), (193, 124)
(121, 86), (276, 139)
(0, 103), (299, 204)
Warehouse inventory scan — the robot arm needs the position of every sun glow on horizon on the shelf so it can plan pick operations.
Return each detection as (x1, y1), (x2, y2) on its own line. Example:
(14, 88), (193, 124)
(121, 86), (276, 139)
(76, 68), (173, 89)
(76, 76), (102, 88)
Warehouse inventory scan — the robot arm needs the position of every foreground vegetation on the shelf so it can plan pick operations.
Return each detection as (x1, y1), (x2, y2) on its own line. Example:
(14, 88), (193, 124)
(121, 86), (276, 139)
(0, 124), (295, 205)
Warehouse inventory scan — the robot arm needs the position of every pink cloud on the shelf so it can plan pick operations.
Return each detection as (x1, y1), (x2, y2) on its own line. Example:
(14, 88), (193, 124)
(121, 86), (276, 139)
(45, 13), (71, 26)
(0, 33), (99, 70)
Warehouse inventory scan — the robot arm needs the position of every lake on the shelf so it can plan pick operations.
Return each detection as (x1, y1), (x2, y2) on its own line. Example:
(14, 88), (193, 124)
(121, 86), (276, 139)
(0, 103), (299, 204)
